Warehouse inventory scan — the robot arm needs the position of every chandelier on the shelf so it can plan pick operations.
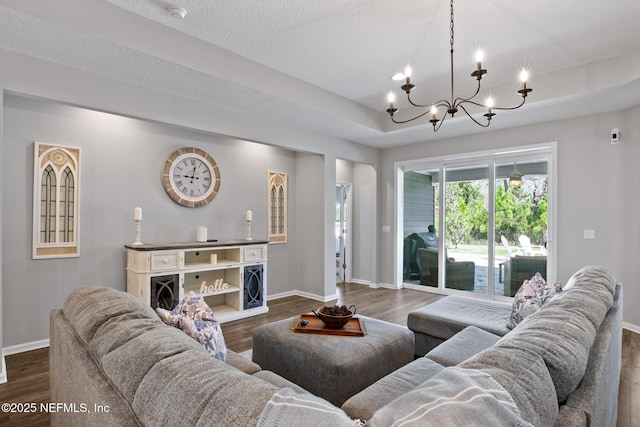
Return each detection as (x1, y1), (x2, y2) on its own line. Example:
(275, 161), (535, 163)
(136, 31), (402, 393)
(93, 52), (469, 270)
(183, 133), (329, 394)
(385, 0), (532, 131)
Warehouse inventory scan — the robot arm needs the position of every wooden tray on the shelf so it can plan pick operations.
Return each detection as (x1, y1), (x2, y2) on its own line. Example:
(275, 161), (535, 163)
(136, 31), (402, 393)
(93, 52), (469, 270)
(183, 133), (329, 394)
(291, 313), (367, 337)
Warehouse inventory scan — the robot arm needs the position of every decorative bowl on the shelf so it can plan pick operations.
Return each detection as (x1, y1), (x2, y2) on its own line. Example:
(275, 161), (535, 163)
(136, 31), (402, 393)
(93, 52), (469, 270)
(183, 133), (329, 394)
(313, 305), (356, 329)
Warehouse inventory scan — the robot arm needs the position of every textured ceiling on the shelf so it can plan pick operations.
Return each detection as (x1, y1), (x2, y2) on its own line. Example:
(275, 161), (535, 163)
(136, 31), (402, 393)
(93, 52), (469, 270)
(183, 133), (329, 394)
(1, 0), (640, 147)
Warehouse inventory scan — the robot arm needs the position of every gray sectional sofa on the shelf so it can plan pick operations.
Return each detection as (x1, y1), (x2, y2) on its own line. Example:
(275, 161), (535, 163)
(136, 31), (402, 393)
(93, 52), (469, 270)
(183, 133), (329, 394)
(50, 265), (622, 426)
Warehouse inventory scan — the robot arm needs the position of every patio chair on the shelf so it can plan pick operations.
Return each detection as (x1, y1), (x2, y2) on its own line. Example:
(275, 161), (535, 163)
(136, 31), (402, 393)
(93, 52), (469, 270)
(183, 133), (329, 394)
(418, 247), (475, 291)
(501, 235), (520, 257)
(504, 255), (547, 297)
(518, 235), (546, 256)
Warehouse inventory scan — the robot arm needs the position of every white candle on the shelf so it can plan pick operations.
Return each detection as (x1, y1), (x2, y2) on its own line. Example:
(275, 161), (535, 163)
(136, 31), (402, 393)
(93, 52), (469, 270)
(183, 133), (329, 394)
(246, 210), (252, 222)
(196, 226), (207, 242)
(134, 207), (142, 221)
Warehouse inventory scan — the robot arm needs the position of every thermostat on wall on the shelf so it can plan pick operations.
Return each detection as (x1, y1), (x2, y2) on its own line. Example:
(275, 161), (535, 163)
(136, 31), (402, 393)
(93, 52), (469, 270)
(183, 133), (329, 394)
(611, 128), (620, 144)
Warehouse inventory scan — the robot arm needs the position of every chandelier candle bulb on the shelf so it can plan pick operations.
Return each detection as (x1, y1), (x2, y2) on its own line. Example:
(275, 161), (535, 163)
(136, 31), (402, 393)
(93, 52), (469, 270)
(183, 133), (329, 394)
(387, 92), (395, 109)
(475, 50), (483, 69)
(404, 65), (412, 80)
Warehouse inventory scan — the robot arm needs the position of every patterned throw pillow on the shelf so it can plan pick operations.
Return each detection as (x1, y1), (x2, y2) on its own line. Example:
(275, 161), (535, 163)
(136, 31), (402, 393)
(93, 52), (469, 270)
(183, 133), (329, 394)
(156, 291), (227, 362)
(507, 273), (562, 329)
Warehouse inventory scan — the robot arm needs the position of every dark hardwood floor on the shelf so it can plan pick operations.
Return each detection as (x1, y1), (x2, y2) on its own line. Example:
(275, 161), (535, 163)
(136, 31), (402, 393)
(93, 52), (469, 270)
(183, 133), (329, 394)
(0, 283), (637, 426)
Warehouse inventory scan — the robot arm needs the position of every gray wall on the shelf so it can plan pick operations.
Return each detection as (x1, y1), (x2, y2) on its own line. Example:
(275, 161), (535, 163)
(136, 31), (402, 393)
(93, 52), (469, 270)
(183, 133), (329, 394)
(336, 159), (378, 285)
(1, 94), (300, 346)
(380, 105), (640, 327)
(0, 49), (379, 360)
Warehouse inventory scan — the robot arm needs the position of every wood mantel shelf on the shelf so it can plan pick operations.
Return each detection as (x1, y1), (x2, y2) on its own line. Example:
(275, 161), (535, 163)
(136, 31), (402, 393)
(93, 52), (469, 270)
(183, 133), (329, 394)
(125, 239), (269, 251)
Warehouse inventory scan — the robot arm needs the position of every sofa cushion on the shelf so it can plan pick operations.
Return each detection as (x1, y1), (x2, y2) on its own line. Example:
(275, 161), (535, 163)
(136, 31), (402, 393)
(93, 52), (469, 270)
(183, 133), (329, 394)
(133, 350), (280, 427)
(366, 367), (535, 427)
(225, 350), (261, 374)
(258, 388), (356, 427)
(426, 325), (501, 366)
(157, 291), (227, 362)
(408, 296), (512, 341)
(507, 272), (562, 329)
(253, 370), (310, 394)
(63, 286), (160, 345)
(91, 318), (208, 403)
(341, 357), (444, 421)
(460, 344), (558, 427)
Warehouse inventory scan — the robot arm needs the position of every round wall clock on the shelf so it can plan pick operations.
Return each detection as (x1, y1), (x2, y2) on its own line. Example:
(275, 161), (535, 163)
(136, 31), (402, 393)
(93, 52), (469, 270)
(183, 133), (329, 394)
(161, 147), (221, 207)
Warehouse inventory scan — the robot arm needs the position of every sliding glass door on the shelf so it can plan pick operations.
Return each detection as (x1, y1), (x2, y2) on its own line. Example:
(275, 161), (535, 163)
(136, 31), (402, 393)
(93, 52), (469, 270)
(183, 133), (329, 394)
(401, 146), (553, 300)
(443, 165), (490, 295)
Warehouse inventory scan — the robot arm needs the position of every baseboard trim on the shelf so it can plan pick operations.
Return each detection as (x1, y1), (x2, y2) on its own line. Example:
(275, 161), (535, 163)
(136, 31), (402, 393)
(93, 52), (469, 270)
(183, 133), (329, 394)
(623, 322), (640, 334)
(0, 355), (6, 384)
(3, 339), (50, 356)
(268, 290), (337, 303)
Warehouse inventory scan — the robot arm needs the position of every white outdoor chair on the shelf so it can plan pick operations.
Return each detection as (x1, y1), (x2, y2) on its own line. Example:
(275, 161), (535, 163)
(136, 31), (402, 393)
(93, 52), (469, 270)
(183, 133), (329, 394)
(518, 235), (536, 256)
(501, 235), (520, 257)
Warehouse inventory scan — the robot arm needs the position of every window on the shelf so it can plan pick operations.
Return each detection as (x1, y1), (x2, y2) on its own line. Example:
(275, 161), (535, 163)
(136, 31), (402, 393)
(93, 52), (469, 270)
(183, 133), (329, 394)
(399, 144), (555, 300)
(33, 143), (80, 258)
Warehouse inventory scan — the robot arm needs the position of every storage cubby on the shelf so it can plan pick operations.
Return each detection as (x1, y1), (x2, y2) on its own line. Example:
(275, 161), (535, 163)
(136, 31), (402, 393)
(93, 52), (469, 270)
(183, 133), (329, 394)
(125, 240), (268, 322)
(184, 247), (241, 268)
(184, 268), (241, 297)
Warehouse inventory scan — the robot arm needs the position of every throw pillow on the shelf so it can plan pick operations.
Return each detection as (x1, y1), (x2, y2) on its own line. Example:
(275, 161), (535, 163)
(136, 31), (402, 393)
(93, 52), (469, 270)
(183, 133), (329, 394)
(156, 291), (227, 362)
(507, 273), (562, 329)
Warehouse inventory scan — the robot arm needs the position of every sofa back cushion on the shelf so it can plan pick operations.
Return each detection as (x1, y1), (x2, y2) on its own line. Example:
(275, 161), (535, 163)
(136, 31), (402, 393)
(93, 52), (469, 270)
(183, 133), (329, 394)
(63, 286), (159, 345)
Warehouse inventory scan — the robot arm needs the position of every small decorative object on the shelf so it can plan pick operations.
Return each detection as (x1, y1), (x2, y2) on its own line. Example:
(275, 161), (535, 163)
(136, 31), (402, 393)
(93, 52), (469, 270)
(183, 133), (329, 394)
(312, 305), (356, 329)
(268, 172), (287, 243)
(161, 147), (221, 208)
(196, 225), (207, 242)
(245, 209), (253, 241)
(210, 254), (218, 264)
(200, 279), (229, 294)
(132, 207), (143, 246)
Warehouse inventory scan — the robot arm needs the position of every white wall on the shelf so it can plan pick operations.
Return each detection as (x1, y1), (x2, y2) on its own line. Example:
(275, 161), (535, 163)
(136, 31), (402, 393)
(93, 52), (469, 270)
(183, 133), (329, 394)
(380, 105), (640, 327)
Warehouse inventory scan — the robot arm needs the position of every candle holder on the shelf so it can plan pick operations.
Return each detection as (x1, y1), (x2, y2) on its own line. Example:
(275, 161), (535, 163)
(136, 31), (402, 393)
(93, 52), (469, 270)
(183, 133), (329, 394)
(245, 219), (253, 241)
(132, 218), (143, 245)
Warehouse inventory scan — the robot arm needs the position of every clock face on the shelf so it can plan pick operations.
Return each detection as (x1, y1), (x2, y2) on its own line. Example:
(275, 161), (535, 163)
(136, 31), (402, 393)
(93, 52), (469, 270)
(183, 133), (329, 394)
(162, 147), (221, 207)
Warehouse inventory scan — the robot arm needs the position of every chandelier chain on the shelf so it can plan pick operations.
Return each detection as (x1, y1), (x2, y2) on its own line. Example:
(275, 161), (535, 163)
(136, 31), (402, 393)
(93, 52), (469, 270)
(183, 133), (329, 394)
(450, 0), (454, 50)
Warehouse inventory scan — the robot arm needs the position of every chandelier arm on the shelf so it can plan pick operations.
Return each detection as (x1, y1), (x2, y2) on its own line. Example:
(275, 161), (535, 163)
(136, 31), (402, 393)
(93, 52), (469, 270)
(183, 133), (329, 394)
(452, 79), (482, 107)
(389, 109), (435, 124)
(458, 104), (491, 128)
(482, 96), (527, 111)
(433, 113), (447, 132)
(406, 93), (451, 109)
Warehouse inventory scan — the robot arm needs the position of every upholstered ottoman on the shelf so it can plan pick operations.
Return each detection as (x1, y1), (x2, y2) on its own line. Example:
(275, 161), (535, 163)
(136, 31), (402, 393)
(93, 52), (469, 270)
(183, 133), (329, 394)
(252, 315), (414, 406)
(408, 295), (512, 356)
